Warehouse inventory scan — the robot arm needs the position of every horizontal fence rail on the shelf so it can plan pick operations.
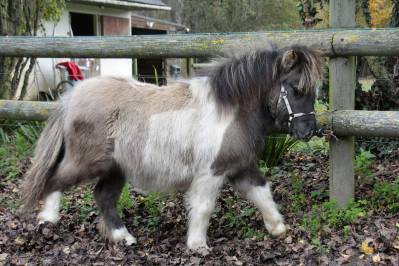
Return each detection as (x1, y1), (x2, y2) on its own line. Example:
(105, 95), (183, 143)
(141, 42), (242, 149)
(1, 100), (398, 138)
(1, 29), (399, 58)
(0, 100), (57, 121)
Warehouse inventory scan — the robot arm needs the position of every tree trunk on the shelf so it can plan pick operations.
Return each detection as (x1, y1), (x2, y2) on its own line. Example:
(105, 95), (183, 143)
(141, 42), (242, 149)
(0, 0), (42, 100)
(355, 0), (399, 110)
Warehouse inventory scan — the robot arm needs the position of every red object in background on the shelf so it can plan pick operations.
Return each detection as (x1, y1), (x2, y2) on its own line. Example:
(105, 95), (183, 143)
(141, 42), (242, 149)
(56, 61), (85, 81)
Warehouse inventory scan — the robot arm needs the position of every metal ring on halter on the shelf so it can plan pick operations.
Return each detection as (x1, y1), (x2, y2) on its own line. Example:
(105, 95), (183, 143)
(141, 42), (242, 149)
(278, 84), (315, 129)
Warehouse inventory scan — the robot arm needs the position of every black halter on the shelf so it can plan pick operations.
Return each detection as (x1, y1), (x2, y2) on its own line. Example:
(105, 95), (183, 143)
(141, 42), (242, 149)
(277, 85), (315, 129)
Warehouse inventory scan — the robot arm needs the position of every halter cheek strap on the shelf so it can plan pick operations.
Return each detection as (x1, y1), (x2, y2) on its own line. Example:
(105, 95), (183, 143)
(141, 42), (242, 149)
(278, 85), (315, 129)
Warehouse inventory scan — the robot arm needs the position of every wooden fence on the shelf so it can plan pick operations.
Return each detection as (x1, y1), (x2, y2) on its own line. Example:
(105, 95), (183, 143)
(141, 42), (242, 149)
(0, 0), (398, 207)
(1, 28), (399, 58)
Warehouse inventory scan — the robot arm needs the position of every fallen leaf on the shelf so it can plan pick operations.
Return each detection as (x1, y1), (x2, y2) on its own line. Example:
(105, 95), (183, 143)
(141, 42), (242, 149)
(372, 254), (381, 263)
(284, 236), (292, 244)
(0, 253), (8, 262)
(14, 236), (25, 245)
(360, 239), (374, 255)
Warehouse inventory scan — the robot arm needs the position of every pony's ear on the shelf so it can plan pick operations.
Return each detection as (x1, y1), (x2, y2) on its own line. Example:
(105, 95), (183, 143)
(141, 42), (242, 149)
(281, 50), (298, 71)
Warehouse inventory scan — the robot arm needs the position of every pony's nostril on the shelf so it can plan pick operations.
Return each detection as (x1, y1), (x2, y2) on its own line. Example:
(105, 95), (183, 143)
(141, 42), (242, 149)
(305, 131), (314, 140)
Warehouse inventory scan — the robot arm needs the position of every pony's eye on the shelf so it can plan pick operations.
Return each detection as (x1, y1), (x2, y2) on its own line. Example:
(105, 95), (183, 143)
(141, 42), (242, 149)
(293, 87), (302, 97)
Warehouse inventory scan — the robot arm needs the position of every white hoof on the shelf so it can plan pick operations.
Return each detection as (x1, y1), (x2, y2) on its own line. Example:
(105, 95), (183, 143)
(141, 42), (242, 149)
(38, 191), (62, 224)
(266, 222), (287, 236)
(111, 227), (137, 246)
(37, 211), (60, 224)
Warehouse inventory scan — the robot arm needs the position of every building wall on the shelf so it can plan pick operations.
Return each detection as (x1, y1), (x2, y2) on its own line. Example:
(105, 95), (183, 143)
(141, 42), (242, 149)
(28, 3), (132, 99)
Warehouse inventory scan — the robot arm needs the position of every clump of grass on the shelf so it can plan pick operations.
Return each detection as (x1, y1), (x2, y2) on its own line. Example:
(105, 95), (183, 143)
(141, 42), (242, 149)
(0, 122), (43, 180)
(261, 134), (298, 170)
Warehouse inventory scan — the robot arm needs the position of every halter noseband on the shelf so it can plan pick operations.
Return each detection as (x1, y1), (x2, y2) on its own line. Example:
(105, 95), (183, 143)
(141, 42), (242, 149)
(278, 84), (315, 129)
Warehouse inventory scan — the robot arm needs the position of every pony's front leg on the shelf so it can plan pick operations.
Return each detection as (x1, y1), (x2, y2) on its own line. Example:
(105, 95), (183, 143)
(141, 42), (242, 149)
(232, 169), (286, 236)
(185, 174), (225, 250)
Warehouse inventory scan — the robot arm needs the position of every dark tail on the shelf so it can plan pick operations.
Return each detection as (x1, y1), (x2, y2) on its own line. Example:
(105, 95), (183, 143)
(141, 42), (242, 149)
(20, 106), (65, 212)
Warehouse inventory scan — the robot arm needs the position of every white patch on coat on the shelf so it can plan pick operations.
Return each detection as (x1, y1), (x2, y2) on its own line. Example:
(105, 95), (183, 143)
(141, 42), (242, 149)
(111, 227), (137, 245)
(186, 174), (225, 250)
(37, 191), (62, 224)
(244, 183), (286, 236)
(134, 77), (235, 192)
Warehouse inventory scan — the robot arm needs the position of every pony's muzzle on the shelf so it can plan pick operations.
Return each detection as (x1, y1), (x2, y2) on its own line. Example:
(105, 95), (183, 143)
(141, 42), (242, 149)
(290, 116), (317, 141)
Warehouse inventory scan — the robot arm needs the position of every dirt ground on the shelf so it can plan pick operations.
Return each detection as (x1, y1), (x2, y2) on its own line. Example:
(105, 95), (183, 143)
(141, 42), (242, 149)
(1, 150), (398, 265)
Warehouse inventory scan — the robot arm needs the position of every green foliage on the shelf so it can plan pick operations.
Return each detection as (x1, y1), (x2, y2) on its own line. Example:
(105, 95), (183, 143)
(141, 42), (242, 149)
(140, 193), (164, 228)
(289, 172), (307, 212)
(356, 137), (399, 159)
(0, 194), (19, 214)
(303, 200), (367, 248)
(178, 0), (302, 32)
(291, 137), (329, 155)
(77, 187), (97, 222)
(219, 195), (266, 240)
(261, 134), (298, 169)
(0, 1), (65, 99)
(0, 121), (43, 180)
(372, 178), (399, 212)
(41, 0), (66, 22)
(117, 185), (134, 218)
(355, 148), (376, 181)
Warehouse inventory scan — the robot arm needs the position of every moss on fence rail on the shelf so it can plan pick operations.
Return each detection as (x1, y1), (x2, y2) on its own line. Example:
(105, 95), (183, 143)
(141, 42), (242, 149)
(1, 29), (399, 58)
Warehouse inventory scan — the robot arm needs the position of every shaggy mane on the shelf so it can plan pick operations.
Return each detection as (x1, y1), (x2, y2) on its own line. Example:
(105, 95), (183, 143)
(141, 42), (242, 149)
(206, 45), (323, 110)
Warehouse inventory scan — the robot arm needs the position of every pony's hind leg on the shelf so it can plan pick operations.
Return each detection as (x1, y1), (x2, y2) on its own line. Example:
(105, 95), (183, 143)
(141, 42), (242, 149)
(37, 191), (62, 223)
(37, 158), (82, 224)
(231, 169), (286, 236)
(94, 164), (136, 245)
(185, 174), (225, 250)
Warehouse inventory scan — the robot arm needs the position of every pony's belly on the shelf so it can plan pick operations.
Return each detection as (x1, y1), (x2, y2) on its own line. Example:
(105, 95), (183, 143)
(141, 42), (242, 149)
(128, 169), (194, 193)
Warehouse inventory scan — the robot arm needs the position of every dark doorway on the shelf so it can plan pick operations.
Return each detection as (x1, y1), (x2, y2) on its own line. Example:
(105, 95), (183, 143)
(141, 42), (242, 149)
(70, 12), (95, 36)
(132, 28), (167, 85)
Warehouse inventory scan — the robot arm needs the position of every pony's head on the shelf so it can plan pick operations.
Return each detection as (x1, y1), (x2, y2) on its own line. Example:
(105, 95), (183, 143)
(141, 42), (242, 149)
(271, 46), (323, 140)
(208, 44), (323, 141)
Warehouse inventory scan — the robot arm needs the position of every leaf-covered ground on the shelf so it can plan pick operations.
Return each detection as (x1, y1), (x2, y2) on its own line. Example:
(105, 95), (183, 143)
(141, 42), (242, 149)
(1, 149), (398, 265)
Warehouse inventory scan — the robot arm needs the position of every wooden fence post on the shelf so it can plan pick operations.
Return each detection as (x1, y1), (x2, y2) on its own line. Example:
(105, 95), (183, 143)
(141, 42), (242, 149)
(329, 0), (356, 207)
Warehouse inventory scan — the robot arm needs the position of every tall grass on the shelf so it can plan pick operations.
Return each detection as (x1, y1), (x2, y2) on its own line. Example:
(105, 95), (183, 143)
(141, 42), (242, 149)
(0, 120), (44, 179)
(261, 134), (298, 168)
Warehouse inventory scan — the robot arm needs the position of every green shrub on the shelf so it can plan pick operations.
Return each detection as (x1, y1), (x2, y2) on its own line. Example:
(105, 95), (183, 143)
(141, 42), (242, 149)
(291, 136), (329, 155)
(372, 178), (399, 213)
(303, 200), (367, 248)
(355, 148), (376, 181)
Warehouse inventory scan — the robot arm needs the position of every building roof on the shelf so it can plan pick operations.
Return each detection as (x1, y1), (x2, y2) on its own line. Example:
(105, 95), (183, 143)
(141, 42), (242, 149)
(131, 13), (188, 32)
(124, 0), (167, 6)
(69, 0), (171, 11)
